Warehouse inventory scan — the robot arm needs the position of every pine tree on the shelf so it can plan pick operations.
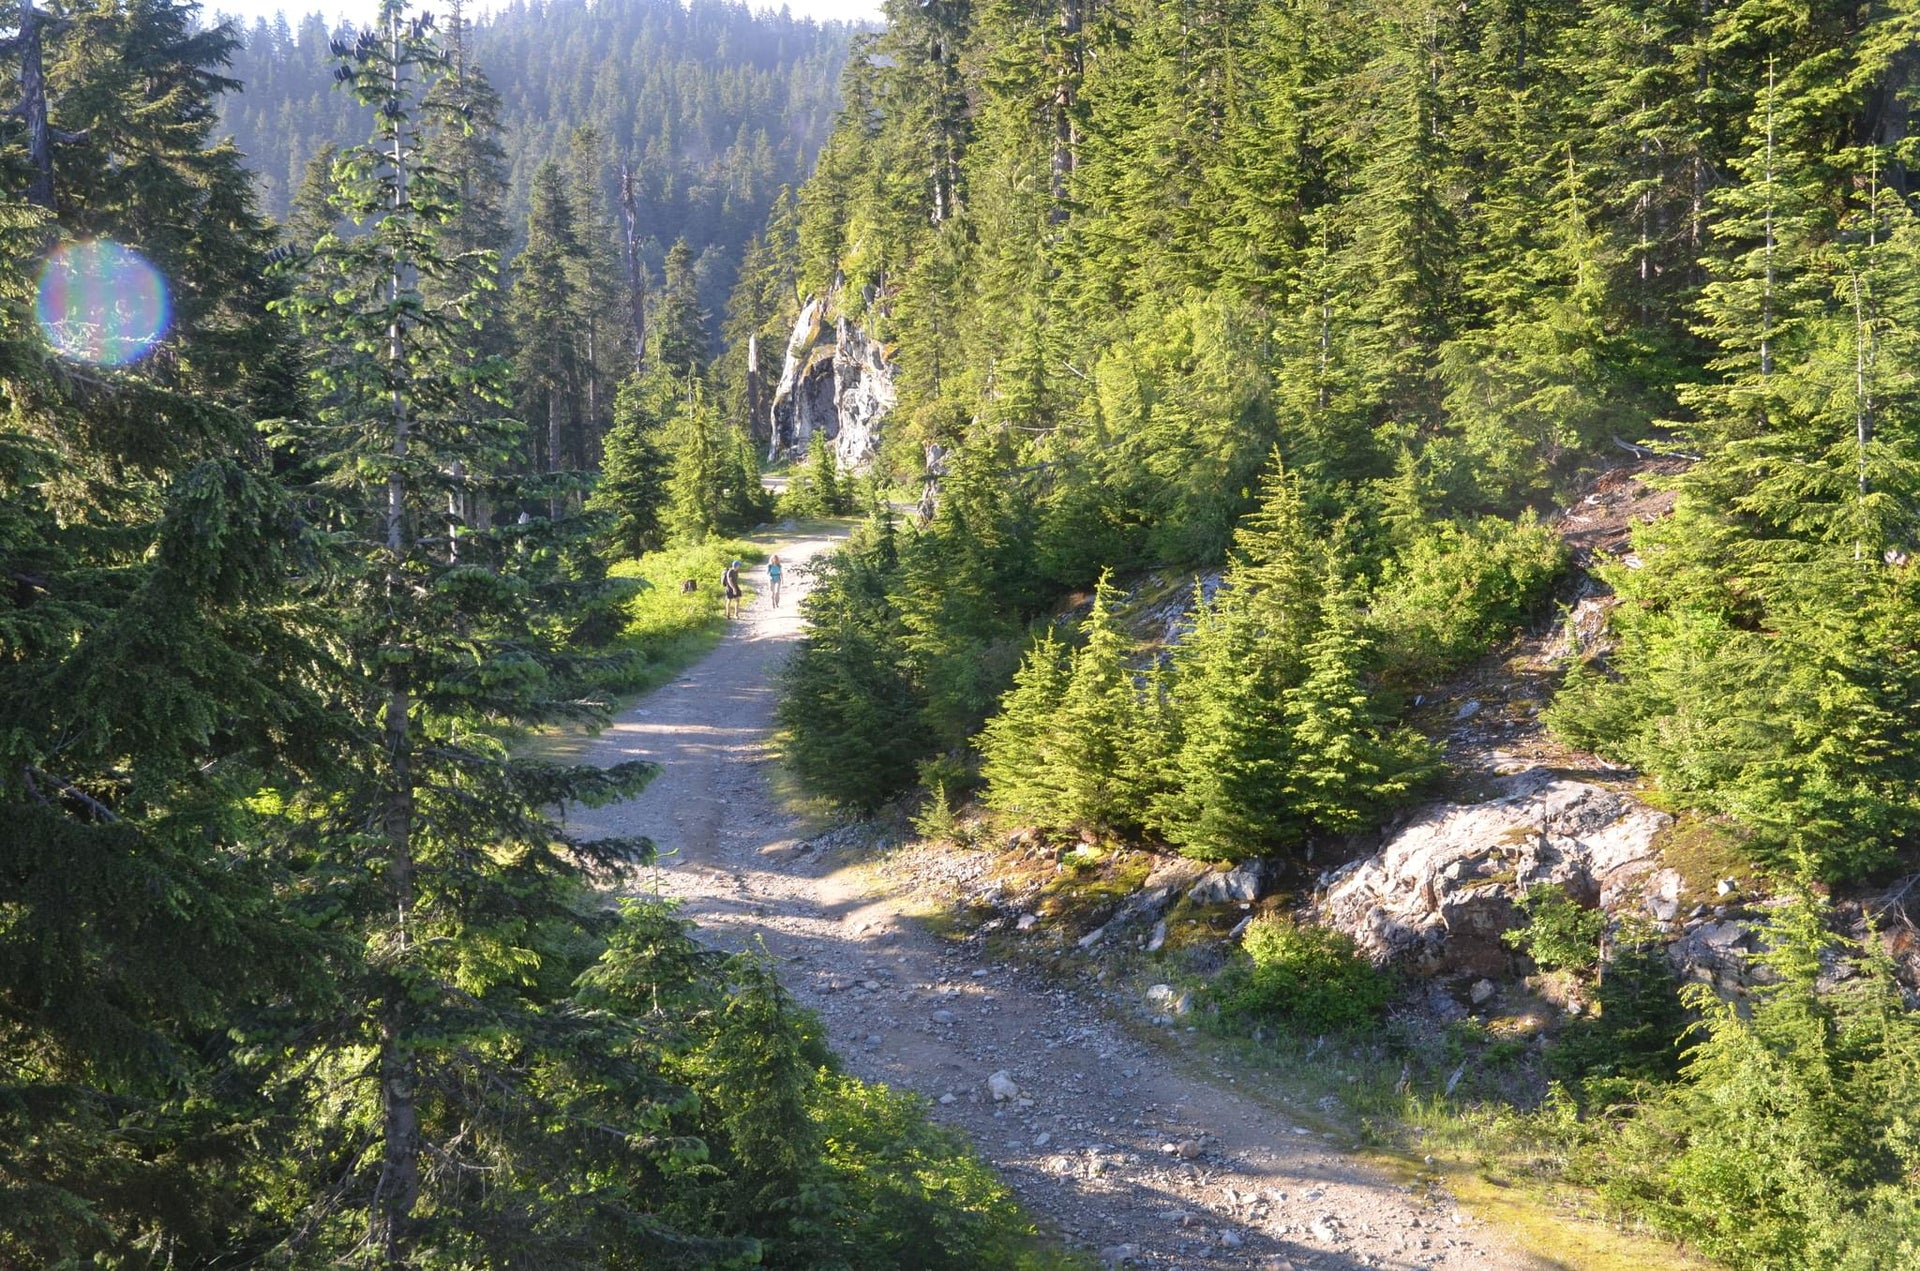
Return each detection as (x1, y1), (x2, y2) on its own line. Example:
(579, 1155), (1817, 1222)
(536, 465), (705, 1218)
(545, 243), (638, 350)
(286, 140), (341, 245)
(1049, 571), (1151, 833)
(590, 371), (671, 557)
(270, 8), (682, 1256)
(562, 123), (631, 459)
(978, 629), (1071, 821)
(509, 160), (586, 492)
(1283, 566), (1436, 832)
(663, 375), (724, 544)
(652, 235), (709, 376)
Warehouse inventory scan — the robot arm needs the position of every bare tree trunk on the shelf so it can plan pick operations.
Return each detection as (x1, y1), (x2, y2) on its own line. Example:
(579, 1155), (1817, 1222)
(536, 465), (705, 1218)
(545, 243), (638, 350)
(372, 9), (419, 1259)
(1050, 0), (1081, 222)
(746, 332), (763, 441)
(620, 162), (647, 370)
(7, 1), (81, 209)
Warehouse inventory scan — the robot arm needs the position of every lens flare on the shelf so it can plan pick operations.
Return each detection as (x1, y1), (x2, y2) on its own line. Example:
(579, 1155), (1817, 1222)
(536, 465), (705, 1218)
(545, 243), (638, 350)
(34, 239), (171, 366)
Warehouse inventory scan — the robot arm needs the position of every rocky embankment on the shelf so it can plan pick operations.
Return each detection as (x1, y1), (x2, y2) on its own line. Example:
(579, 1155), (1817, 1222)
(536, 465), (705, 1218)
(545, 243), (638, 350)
(1318, 769), (1762, 995)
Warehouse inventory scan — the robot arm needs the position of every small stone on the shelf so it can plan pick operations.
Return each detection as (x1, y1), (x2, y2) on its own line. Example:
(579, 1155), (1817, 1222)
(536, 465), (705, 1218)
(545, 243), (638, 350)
(930, 1009), (956, 1025)
(1078, 925), (1107, 949)
(987, 1070), (1021, 1102)
(1032, 1131), (1051, 1147)
(971, 969), (989, 977)
(1717, 877), (1739, 896)
(1098, 1244), (1138, 1268)
(1175, 1138), (1202, 1160)
(862, 979), (881, 991)
(1146, 919), (1167, 953)
(938, 1093), (956, 1105)
(1470, 978), (1497, 1005)
(864, 1034), (881, 1047)
(1456, 699), (1482, 720)
(1219, 1229), (1244, 1249)
(1016, 912), (1038, 930)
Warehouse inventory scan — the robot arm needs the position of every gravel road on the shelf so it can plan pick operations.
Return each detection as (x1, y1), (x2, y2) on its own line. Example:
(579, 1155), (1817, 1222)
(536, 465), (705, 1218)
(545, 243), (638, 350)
(563, 532), (1548, 1271)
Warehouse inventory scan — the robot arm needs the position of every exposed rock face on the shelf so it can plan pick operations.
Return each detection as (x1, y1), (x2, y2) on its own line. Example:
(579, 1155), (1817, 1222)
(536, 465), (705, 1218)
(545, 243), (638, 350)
(767, 296), (895, 470)
(1319, 770), (1671, 976)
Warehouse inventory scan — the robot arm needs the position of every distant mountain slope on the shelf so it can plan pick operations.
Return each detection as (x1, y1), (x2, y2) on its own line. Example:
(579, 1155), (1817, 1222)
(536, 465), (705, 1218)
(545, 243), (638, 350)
(217, 0), (861, 319)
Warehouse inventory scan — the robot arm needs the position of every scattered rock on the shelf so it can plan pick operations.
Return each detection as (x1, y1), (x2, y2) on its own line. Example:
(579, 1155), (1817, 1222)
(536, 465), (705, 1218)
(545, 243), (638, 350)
(930, 1009), (956, 1025)
(1219, 1228), (1244, 1248)
(1175, 1138), (1202, 1160)
(1016, 912), (1038, 931)
(1470, 978), (1497, 1006)
(1146, 919), (1167, 953)
(1099, 1244), (1139, 1268)
(1191, 860), (1267, 905)
(1145, 983), (1193, 1016)
(938, 1092), (956, 1105)
(987, 1070), (1021, 1102)
(1456, 699), (1482, 721)
(1717, 877), (1739, 897)
(1032, 1131), (1051, 1148)
(1078, 925), (1107, 950)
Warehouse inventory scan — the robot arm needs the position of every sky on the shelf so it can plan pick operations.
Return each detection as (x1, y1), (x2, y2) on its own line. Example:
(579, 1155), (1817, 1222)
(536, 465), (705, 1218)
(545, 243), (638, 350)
(208, 0), (885, 30)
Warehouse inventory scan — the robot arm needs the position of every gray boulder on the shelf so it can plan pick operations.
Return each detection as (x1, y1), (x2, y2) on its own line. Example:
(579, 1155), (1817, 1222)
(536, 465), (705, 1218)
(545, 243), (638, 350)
(1319, 770), (1670, 975)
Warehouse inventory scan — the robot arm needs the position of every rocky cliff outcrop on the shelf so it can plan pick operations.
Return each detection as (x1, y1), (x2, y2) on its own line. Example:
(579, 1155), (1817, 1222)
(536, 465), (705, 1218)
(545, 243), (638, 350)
(768, 296), (895, 470)
(1317, 771), (1776, 993)
(1317, 770), (1737, 980)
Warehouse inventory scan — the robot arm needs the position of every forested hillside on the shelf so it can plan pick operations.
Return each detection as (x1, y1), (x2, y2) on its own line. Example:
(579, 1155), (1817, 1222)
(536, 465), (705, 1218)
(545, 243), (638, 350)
(769, 2), (1920, 1264)
(218, 0), (858, 327)
(0, 1), (1056, 1263)
(778, 0), (1920, 880)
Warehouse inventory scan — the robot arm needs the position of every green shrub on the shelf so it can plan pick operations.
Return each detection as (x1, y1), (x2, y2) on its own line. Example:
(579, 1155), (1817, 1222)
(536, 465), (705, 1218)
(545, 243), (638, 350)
(1213, 915), (1392, 1031)
(1568, 891), (1920, 1270)
(777, 528), (934, 809)
(1501, 883), (1605, 973)
(1548, 938), (1687, 1089)
(1369, 513), (1566, 682)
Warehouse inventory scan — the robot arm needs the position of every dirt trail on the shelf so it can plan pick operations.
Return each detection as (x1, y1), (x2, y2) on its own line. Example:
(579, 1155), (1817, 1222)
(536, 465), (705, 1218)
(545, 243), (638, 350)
(563, 532), (1547, 1271)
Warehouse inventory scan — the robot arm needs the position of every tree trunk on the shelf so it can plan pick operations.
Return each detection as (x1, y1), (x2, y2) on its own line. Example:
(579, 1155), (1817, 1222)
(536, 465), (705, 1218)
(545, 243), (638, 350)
(371, 11), (420, 1259)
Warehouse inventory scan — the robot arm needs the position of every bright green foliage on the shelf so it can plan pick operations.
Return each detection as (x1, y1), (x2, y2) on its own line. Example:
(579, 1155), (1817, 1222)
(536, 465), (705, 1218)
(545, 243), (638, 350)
(1283, 569), (1439, 833)
(1368, 514), (1567, 684)
(777, 513), (934, 809)
(591, 372), (672, 556)
(1146, 463), (1432, 860)
(1049, 573), (1156, 833)
(978, 574), (1155, 834)
(780, 434), (856, 518)
(1572, 890), (1920, 1270)
(1501, 884), (1607, 974)
(1212, 915), (1393, 1032)
(978, 630), (1070, 821)
(663, 376), (726, 544)
(1547, 531), (1920, 881)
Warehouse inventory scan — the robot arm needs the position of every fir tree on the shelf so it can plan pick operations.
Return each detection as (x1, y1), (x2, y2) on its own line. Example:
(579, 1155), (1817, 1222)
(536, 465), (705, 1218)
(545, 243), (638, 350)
(1283, 565), (1436, 832)
(978, 628), (1071, 821)
(270, 7), (675, 1255)
(652, 236), (709, 376)
(663, 375), (725, 544)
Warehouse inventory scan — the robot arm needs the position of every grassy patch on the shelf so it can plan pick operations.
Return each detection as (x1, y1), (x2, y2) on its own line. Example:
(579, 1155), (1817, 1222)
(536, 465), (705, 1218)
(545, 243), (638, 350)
(1656, 812), (1764, 898)
(595, 537), (767, 697)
